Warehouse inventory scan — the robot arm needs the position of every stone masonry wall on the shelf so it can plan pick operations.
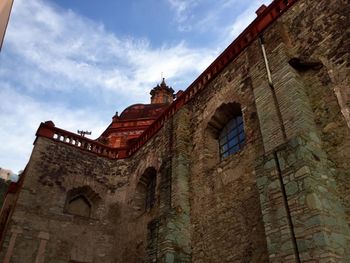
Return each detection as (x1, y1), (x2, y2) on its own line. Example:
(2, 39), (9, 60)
(1, 0), (350, 262)
(114, 107), (192, 263)
(188, 46), (268, 262)
(187, 0), (350, 262)
(250, 0), (350, 261)
(113, 119), (174, 263)
(278, 0), (350, 228)
(0, 137), (129, 263)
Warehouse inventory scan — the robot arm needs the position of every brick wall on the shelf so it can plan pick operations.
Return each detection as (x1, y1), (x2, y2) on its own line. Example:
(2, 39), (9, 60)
(0, 137), (129, 263)
(188, 49), (268, 262)
(1, 0), (350, 262)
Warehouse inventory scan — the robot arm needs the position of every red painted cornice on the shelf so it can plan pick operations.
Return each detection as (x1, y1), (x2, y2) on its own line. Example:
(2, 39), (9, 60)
(36, 122), (128, 159)
(35, 0), (298, 159)
(128, 0), (298, 155)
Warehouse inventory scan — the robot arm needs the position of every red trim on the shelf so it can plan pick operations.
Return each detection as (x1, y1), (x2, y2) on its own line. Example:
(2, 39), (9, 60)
(36, 122), (128, 159)
(35, 0), (298, 159)
(6, 182), (18, 194)
(128, 0), (297, 155)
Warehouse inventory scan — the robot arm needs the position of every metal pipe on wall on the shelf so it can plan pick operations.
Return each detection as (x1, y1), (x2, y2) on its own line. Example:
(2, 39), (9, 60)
(259, 35), (301, 263)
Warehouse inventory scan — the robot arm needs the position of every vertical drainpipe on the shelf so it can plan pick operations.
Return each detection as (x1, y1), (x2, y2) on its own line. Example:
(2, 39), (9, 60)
(259, 36), (287, 140)
(259, 35), (301, 263)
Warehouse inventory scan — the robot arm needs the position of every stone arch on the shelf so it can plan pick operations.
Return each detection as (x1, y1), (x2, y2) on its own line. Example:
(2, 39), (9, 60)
(67, 195), (91, 217)
(204, 102), (244, 168)
(133, 167), (157, 216)
(64, 186), (101, 218)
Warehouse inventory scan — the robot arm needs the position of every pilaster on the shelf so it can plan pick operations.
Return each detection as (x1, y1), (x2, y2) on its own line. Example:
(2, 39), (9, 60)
(158, 107), (191, 263)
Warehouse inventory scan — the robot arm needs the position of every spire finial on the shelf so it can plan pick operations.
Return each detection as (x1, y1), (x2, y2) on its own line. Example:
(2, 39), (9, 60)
(150, 77), (174, 104)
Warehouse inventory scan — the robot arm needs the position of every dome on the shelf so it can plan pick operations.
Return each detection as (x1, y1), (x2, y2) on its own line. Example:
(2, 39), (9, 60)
(119, 103), (168, 120)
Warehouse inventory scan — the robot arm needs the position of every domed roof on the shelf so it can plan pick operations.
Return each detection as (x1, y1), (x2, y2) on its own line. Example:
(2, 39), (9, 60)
(119, 103), (168, 120)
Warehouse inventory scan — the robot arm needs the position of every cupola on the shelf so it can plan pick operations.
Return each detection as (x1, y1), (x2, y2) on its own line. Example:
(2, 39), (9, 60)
(150, 78), (174, 104)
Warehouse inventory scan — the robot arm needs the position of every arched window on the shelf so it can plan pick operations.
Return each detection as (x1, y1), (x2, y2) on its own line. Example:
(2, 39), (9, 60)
(206, 102), (246, 162)
(145, 172), (156, 210)
(219, 114), (245, 159)
(134, 167), (157, 215)
(64, 186), (100, 218)
(66, 195), (91, 217)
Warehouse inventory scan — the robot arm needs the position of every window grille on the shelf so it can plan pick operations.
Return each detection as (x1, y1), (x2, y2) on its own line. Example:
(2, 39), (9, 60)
(219, 115), (245, 159)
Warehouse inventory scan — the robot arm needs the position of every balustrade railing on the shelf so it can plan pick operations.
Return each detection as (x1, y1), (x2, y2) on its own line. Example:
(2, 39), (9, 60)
(36, 0), (297, 159)
(36, 122), (128, 159)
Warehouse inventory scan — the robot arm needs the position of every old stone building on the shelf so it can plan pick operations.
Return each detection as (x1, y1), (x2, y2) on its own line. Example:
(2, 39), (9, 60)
(1, 0), (350, 262)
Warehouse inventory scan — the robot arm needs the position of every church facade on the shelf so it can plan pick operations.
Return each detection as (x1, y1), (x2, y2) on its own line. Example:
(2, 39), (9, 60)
(1, 0), (350, 262)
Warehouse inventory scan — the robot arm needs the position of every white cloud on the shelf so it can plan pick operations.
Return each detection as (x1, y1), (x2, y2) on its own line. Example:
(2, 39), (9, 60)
(0, 0), (272, 173)
(167, 0), (198, 20)
(3, 0), (215, 97)
(204, 0), (273, 52)
(0, 0), (218, 172)
(227, 0), (272, 40)
(165, 0), (272, 43)
(166, 0), (199, 31)
(0, 84), (107, 173)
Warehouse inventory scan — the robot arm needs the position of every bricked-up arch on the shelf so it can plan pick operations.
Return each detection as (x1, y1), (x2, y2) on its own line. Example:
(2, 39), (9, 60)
(64, 186), (101, 218)
(134, 167), (157, 215)
(67, 196), (91, 217)
(205, 102), (244, 167)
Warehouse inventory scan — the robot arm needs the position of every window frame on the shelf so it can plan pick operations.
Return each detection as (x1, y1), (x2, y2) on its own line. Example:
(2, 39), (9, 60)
(219, 115), (245, 159)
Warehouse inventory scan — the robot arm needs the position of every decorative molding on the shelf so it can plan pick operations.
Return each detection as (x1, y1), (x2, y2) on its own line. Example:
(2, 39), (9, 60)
(35, 0), (298, 160)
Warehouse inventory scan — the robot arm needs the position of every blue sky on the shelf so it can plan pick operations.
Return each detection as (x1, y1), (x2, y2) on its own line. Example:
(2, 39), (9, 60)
(0, 0), (271, 174)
